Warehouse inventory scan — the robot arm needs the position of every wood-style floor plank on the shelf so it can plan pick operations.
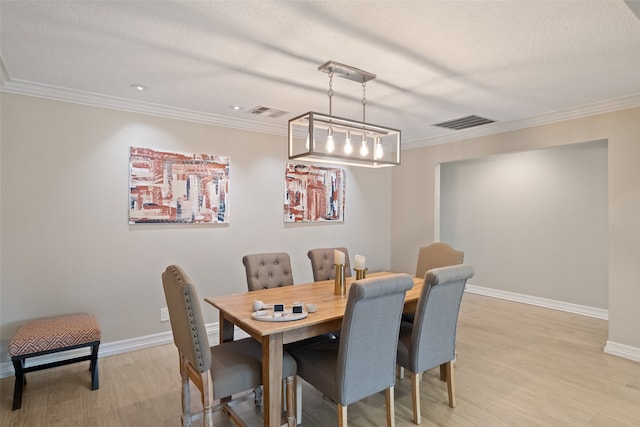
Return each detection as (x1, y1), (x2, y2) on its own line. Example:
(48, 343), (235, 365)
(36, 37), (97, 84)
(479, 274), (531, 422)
(2, 293), (639, 426)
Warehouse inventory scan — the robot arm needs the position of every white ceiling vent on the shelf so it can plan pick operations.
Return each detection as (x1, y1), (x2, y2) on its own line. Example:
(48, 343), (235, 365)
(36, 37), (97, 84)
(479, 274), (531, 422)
(248, 105), (290, 118)
(433, 115), (495, 130)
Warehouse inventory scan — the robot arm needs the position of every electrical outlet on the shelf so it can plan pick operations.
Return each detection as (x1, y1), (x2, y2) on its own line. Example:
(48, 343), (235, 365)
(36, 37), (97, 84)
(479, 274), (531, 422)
(160, 308), (169, 322)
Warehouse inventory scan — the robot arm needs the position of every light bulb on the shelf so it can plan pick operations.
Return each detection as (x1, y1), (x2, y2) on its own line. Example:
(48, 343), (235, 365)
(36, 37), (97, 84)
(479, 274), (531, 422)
(343, 130), (353, 155)
(326, 128), (335, 153)
(374, 137), (384, 160)
(305, 133), (310, 150)
(359, 135), (369, 157)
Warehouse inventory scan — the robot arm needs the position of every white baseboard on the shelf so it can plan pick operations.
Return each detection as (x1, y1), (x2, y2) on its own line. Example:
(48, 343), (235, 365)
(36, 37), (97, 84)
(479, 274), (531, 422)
(604, 340), (640, 363)
(466, 286), (640, 362)
(0, 322), (229, 379)
(464, 284), (609, 320)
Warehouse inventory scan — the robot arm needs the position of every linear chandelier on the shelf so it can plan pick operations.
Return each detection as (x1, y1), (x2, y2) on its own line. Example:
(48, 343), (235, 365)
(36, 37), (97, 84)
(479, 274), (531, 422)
(288, 61), (401, 168)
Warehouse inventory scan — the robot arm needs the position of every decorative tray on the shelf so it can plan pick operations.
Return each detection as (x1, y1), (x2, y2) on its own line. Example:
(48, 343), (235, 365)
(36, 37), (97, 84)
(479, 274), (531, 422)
(251, 309), (309, 322)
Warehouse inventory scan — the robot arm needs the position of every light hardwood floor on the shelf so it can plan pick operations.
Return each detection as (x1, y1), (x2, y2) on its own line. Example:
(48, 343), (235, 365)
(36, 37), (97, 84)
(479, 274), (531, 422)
(2, 293), (639, 426)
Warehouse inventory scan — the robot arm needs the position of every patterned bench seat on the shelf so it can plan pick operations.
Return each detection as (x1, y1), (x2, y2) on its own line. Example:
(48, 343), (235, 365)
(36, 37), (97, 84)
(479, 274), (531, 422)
(8, 313), (101, 410)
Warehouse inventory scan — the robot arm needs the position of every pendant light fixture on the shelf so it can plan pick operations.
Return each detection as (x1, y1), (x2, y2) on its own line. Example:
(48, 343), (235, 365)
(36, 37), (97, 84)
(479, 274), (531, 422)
(288, 61), (401, 168)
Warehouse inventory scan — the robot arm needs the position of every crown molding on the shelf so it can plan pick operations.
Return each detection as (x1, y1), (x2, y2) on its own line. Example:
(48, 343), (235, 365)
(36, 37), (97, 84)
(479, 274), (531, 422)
(403, 94), (640, 150)
(0, 77), (288, 136)
(2, 76), (638, 148)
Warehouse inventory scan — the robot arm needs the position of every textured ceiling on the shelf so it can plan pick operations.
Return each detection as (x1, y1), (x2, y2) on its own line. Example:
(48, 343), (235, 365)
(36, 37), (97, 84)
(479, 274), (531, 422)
(2, 1), (640, 148)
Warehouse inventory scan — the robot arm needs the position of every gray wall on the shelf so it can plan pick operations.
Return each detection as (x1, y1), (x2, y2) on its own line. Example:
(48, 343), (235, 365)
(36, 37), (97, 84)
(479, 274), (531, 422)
(440, 141), (608, 309)
(391, 107), (640, 352)
(0, 93), (393, 363)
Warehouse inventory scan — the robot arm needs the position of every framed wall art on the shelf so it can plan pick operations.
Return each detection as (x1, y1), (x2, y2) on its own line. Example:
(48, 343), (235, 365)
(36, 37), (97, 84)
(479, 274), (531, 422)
(129, 147), (230, 224)
(284, 163), (345, 223)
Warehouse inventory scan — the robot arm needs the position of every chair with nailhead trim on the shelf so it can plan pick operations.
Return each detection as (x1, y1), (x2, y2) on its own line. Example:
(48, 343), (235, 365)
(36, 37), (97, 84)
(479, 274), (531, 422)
(162, 265), (297, 426)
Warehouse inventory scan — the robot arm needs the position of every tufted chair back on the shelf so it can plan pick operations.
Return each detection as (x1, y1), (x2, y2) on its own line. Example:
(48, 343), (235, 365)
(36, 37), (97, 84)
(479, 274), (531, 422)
(242, 252), (294, 291)
(307, 247), (352, 281)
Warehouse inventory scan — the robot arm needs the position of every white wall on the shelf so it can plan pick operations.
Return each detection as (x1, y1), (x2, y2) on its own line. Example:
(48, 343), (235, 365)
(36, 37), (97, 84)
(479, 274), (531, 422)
(440, 141), (608, 309)
(0, 93), (393, 363)
(391, 107), (640, 356)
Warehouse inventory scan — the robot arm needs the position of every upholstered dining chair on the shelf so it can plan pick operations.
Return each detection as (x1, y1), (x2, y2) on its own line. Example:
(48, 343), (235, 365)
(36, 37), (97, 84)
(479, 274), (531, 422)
(402, 242), (464, 325)
(241, 252), (303, 424)
(396, 264), (475, 425)
(242, 252), (294, 291)
(307, 247), (352, 281)
(289, 274), (414, 427)
(162, 265), (297, 427)
(415, 242), (464, 280)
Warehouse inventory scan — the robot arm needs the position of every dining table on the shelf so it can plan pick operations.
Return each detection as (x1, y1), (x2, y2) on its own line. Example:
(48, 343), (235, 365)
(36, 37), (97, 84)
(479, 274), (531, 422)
(205, 271), (423, 427)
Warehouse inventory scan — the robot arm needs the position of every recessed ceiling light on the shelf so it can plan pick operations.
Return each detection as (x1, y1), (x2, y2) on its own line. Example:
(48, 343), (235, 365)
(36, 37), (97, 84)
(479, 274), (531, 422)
(130, 84), (146, 91)
(230, 105), (242, 111)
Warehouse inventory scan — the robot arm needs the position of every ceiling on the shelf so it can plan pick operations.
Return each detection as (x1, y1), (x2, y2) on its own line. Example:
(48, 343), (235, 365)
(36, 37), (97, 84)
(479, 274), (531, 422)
(2, 1), (640, 149)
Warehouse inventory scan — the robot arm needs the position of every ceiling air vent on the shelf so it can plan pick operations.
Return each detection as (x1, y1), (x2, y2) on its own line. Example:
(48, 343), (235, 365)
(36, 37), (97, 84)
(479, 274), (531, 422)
(248, 105), (290, 118)
(433, 115), (495, 130)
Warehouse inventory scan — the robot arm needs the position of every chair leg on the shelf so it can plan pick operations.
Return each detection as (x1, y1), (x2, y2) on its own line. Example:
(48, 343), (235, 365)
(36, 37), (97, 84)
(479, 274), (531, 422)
(296, 376), (303, 425)
(198, 373), (214, 427)
(285, 376), (296, 427)
(179, 359), (192, 427)
(254, 386), (263, 406)
(398, 365), (405, 379)
(337, 403), (347, 427)
(410, 371), (421, 424)
(386, 386), (396, 427)
(439, 363), (446, 381)
(445, 360), (456, 408)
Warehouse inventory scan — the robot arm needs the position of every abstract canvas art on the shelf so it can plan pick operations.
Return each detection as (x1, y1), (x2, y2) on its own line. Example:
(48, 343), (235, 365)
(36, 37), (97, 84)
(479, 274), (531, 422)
(284, 163), (345, 223)
(129, 147), (230, 224)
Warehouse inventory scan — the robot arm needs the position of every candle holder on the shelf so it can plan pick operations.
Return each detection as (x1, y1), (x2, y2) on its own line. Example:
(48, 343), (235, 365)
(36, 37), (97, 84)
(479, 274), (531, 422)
(334, 263), (346, 295)
(354, 268), (368, 280)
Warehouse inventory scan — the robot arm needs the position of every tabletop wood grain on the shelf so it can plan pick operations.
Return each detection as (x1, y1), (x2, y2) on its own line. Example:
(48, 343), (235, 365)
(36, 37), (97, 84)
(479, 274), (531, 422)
(205, 272), (423, 343)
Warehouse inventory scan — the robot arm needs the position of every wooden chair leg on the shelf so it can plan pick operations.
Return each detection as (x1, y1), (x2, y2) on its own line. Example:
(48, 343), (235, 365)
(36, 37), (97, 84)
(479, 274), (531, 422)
(439, 363), (447, 381)
(446, 360), (456, 408)
(386, 386), (395, 427)
(411, 371), (421, 424)
(199, 373), (214, 427)
(285, 376), (295, 427)
(338, 403), (347, 427)
(179, 358), (192, 427)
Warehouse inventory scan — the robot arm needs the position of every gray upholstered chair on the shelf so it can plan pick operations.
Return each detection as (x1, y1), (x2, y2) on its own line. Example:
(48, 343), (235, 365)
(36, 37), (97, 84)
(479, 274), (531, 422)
(289, 274), (414, 427)
(396, 264), (475, 425)
(162, 265), (297, 427)
(242, 252), (294, 291)
(307, 247), (352, 281)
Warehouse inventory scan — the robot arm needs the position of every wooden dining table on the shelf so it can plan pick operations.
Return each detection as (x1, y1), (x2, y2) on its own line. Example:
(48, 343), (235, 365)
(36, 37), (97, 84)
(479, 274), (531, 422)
(205, 271), (423, 427)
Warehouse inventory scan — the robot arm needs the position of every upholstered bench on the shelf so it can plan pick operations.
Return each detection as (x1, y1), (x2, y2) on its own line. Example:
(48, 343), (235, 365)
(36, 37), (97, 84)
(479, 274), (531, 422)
(8, 313), (101, 410)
